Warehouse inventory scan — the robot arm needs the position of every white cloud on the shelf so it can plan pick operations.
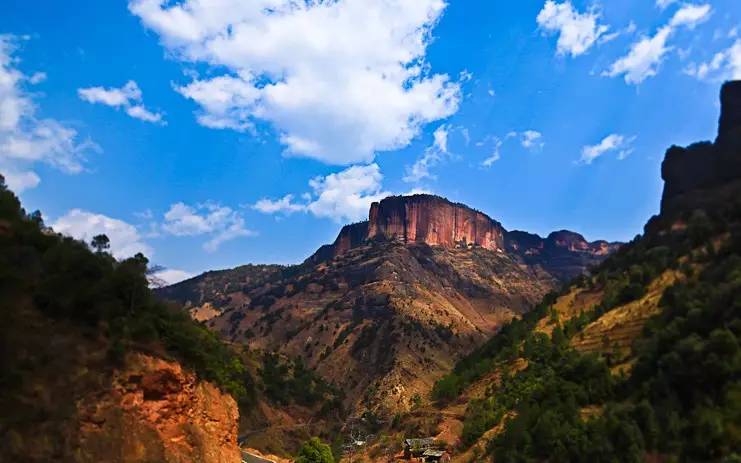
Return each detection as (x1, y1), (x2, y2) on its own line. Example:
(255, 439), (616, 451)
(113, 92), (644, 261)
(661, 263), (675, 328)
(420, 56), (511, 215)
(126, 105), (164, 123)
(253, 194), (306, 215)
(520, 130), (544, 150)
(536, 1), (610, 57)
(685, 40), (741, 81)
(668, 4), (712, 29)
(403, 125), (450, 183)
(52, 209), (153, 259)
(78, 80), (141, 107)
(481, 138), (503, 168)
(605, 4), (712, 84)
(604, 27), (673, 84)
(29, 72), (46, 84)
(130, 0), (461, 165)
(78, 80), (165, 124)
(254, 163), (390, 223)
(162, 202), (254, 251)
(307, 164), (389, 222)
(3, 169), (40, 192)
(0, 35), (97, 192)
(150, 268), (195, 285)
(580, 134), (636, 164)
(656, 0), (677, 9)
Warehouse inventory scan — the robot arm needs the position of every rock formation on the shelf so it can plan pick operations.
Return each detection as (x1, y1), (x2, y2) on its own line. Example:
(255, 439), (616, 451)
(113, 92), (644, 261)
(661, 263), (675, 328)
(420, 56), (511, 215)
(307, 194), (618, 281)
(77, 353), (241, 463)
(661, 80), (741, 213)
(367, 195), (505, 251)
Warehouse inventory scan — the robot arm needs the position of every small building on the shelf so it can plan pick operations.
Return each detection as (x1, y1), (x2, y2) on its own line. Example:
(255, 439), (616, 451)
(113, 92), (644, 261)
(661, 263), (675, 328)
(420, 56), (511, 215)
(422, 449), (451, 463)
(403, 438), (435, 459)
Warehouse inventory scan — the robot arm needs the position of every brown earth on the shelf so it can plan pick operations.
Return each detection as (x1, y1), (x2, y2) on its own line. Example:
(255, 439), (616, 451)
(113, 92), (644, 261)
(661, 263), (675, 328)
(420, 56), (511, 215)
(160, 196), (618, 417)
(0, 302), (241, 463)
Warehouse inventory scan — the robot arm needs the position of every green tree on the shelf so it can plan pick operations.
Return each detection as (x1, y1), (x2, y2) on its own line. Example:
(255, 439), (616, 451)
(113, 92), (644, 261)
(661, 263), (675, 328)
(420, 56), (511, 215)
(296, 437), (335, 463)
(91, 234), (111, 254)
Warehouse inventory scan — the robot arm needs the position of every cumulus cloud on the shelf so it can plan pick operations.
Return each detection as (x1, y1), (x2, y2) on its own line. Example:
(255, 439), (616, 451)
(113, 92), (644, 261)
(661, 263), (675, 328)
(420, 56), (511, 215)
(162, 202), (254, 252)
(78, 80), (165, 124)
(307, 164), (390, 222)
(605, 4), (712, 84)
(129, 0), (461, 165)
(253, 163), (390, 223)
(685, 40), (741, 81)
(536, 1), (610, 57)
(580, 134), (636, 164)
(656, 0), (677, 9)
(52, 209), (153, 259)
(0, 35), (97, 192)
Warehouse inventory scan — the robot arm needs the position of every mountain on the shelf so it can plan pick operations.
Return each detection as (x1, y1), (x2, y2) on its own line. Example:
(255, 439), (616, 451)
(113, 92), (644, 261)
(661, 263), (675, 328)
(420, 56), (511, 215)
(364, 81), (741, 462)
(159, 194), (619, 416)
(307, 194), (619, 281)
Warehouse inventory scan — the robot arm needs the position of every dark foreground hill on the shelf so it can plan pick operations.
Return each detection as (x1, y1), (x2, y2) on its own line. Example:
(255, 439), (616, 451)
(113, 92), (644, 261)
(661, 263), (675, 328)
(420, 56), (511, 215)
(0, 178), (247, 462)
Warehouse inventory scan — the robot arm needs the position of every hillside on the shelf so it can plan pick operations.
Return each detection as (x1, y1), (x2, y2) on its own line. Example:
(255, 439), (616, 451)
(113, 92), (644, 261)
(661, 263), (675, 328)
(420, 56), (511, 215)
(159, 195), (618, 416)
(0, 179), (247, 462)
(379, 80), (741, 462)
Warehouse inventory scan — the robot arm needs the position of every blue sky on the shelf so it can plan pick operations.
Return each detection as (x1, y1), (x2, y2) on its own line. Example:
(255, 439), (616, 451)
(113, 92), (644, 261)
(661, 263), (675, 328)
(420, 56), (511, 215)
(1, 0), (739, 283)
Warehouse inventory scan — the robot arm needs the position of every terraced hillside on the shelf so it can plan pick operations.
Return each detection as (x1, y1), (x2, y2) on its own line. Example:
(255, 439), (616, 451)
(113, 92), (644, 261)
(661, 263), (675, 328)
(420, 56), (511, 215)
(379, 81), (741, 463)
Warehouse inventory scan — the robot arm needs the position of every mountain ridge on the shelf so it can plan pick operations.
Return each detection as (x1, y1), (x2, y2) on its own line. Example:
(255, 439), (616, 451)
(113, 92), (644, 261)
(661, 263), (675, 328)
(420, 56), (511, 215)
(157, 195), (620, 418)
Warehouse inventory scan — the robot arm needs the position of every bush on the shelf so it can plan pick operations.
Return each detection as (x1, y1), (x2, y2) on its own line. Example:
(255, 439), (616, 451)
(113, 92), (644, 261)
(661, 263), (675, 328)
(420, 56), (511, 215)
(296, 437), (335, 463)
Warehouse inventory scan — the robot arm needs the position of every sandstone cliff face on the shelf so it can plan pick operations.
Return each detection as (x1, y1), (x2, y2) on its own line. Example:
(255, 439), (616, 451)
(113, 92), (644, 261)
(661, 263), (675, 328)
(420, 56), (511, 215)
(304, 195), (616, 283)
(661, 80), (741, 213)
(367, 195), (505, 251)
(77, 353), (241, 463)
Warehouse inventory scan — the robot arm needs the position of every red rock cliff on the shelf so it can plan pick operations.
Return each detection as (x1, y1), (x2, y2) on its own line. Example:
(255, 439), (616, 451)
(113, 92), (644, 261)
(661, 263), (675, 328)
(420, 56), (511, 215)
(367, 195), (505, 251)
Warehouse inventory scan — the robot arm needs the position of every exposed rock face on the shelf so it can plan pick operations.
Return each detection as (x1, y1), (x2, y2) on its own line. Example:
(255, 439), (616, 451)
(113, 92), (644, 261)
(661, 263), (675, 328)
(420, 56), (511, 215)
(307, 194), (618, 282)
(1, 303), (241, 463)
(367, 195), (505, 251)
(718, 80), (741, 144)
(307, 221), (369, 264)
(661, 80), (741, 213)
(77, 353), (241, 463)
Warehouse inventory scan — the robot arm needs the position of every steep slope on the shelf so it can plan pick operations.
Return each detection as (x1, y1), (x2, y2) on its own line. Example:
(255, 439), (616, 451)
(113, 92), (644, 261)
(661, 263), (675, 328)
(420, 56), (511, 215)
(401, 81), (741, 462)
(0, 180), (246, 462)
(160, 195), (618, 416)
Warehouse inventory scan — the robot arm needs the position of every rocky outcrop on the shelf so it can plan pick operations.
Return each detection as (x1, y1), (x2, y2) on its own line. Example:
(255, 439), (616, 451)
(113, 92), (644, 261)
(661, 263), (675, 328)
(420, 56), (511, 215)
(306, 221), (369, 264)
(661, 80), (741, 213)
(307, 194), (618, 282)
(77, 353), (241, 463)
(367, 195), (505, 251)
(1, 303), (242, 463)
